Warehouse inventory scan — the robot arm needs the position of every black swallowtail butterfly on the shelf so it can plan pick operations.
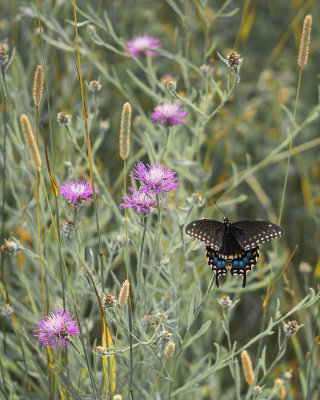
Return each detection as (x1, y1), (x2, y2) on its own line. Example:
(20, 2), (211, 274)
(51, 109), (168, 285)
(186, 217), (283, 288)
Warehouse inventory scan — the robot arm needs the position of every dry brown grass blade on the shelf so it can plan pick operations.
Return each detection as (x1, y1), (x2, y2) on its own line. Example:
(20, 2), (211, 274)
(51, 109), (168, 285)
(263, 245), (298, 311)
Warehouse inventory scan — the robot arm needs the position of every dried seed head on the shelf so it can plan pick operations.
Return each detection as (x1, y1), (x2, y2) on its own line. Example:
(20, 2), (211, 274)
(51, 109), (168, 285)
(119, 102), (132, 160)
(254, 386), (263, 395)
(226, 51), (241, 68)
(274, 378), (286, 400)
(298, 261), (312, 274)
(33, 65), (44, 106)
(165, 341), (175, 358)
(87, 24), (96, 35)
(20, 114), (42, 171)
(103, 294), (116, 309)
(95, 345), (105, 354)
(0, 43), (9, 65)
(241, 350), (255, 386)
(200, 64), (210, 74)
(118, 279), (130, 307)
(187, 192), (204, 207)
(298, 14), (312, 69)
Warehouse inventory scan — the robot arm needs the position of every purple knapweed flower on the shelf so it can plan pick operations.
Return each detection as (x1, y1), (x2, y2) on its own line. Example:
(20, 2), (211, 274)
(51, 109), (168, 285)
(59, 179), (98, 205)
(130, 162), (179, 196)
(33, 307), (79, 348)
(119, 186), (163, 214)
(151, 102), (187, 126)
(125, 35), (161, 58)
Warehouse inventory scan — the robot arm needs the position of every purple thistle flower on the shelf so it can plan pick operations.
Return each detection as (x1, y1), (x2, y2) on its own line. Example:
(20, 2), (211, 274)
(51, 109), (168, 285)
(59, 179), (98, 205)
(119, 186), (163, 214)
(151, 102), (187, 126)
(130, 162), (179, 196)
(125, 35), (161, 58)
(33, 307), (79, 348)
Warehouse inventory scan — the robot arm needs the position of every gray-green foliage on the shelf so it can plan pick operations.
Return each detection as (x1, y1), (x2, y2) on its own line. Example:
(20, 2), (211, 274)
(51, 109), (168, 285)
(1, 1), (320, 399)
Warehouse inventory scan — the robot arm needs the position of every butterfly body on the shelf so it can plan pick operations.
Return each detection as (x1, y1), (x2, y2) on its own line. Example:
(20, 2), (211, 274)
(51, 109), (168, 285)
(186, 217), (283, 287)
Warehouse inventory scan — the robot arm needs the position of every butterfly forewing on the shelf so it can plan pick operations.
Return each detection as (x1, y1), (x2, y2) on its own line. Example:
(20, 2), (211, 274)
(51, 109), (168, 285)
(231, 220), (283, 251)
(185, 219), (225, 251)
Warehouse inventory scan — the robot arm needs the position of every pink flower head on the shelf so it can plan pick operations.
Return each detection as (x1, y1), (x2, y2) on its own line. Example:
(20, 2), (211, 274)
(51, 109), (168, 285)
(125, 35), (161, 58)
(119, 186), (163, 214)
(59, 179), (98, 205)
(33, 307), (79, 348)
(130, 162), (179, 196)
(151, 102), (187, 126)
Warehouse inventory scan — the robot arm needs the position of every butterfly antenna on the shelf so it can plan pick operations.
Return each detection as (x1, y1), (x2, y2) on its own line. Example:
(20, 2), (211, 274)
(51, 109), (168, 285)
(213, 200), (225, 220)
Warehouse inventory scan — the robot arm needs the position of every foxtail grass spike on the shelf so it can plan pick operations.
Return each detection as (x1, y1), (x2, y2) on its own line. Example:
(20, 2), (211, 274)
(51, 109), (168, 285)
(119, 102), (132, 160)
(20, 114), (42, 171)
(274, 378), (286, 400)
(32, 65), (44, 106)
(298, 14), (312, 69)
(165, 342), (175, 358)
(118, 279), (130, 307)
(241, 350), (254, 386)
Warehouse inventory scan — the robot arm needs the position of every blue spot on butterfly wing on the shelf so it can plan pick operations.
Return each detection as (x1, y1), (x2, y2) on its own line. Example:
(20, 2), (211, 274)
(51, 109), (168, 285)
(206, 246), (227, 288)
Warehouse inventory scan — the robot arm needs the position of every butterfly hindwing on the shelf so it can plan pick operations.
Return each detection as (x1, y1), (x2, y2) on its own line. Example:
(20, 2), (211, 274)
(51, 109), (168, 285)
(206, 245), (260, 287)
(230, 247), (260, 287)
(185, 219), (225, 251)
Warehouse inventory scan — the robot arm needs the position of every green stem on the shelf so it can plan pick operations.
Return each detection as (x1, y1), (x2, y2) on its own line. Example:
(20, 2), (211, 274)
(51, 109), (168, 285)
(278, 68), (302, 226)
(39, 174), (97, 399)
(123, 160), (134, 400)
(147, 358), (168, 400)
(257, 336), (288, 386)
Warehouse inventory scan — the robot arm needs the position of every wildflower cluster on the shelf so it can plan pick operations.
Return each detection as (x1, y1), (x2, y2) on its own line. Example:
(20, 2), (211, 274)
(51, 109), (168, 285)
(120, 162), (178, 215)
(59, 179), (98, 205)
(125, 35), (161, 58)
(33, 307), (79, 348)
(151, 102), (187, 126)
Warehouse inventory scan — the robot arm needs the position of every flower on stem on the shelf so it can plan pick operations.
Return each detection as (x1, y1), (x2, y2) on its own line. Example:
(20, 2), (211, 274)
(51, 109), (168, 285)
(283, 320), (300, 336)
(1, 239), (19, 256)
(119, 186), (161, 215)
(130, 162), (179, 196)
(89, 80), (102, 93)
(157, 330), (172, 345)
(33, 307), (79, 348)
(125, 35), (161, 58)
(59, 179), (98, 205)
(218, 295), (233, 309)
(1, 303), (14, 318)
(151, 102), (187, 126)
(187, 192), (204, 207)
(57, 112), (71, 127)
